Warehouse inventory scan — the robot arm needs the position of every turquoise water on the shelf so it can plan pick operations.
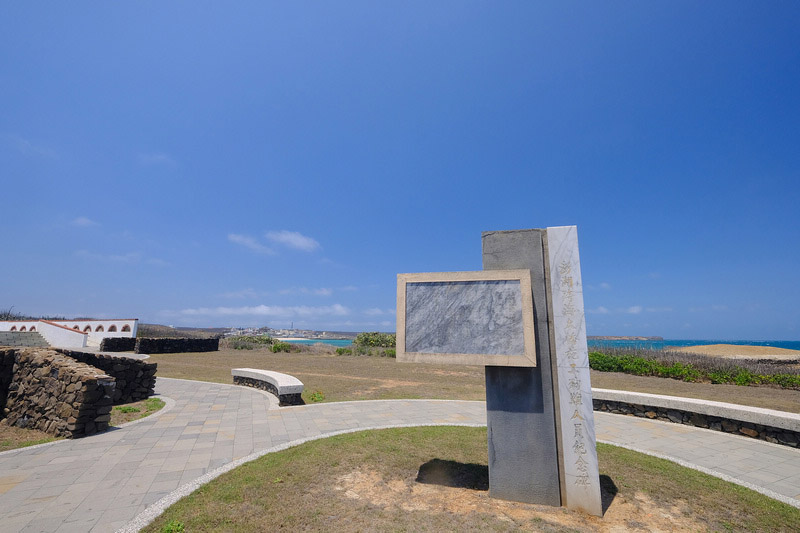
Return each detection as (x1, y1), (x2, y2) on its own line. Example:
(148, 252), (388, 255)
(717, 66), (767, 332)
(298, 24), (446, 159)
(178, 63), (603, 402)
(283, 339), (353, 347)
(587, 339), (800, 351)
(283, 338), (800, 350)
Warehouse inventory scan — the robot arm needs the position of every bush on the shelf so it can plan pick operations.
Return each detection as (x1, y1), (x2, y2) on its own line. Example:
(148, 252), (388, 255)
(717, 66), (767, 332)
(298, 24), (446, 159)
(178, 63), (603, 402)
(271, 341), (293, 353)
(224, 335), (274, 350)
(353, 332), (396, 348)
(335, 347), (352, 355)
(589, 350), (799, 390)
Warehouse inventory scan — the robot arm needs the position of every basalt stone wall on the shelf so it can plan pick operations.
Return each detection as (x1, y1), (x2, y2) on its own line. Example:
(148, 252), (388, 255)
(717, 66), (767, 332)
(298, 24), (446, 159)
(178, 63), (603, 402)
(135, 337), (219, 354)
(100, 337), (137, 352)
(593, 399), (800, 449)
(2, 348), (116, 437)
(56, 349), (156, 404)
(0, 348), (16, 415)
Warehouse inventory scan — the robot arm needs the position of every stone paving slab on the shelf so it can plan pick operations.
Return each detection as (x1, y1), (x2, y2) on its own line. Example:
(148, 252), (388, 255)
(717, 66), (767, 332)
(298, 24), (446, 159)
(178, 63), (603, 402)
(0, 377), (798, 533)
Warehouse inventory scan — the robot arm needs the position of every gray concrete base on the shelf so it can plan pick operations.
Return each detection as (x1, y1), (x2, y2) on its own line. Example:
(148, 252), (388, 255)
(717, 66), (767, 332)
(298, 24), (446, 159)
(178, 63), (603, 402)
(485, 366), (561, 505)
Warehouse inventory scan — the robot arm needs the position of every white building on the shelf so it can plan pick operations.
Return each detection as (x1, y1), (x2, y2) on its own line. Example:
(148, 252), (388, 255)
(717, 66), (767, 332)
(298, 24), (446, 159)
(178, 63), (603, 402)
(0, 319), (138, 349)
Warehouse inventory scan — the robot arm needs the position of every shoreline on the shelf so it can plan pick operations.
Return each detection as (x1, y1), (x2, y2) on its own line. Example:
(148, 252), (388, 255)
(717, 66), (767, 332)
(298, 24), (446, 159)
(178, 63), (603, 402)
(669, 343), (800, 360)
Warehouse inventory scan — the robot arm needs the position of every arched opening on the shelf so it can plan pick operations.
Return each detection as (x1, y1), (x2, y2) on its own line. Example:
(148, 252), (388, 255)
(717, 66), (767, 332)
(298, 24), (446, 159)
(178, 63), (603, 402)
(30, 326), (36, 331)
(84, 325), (92, 332)
(20, 326), (27, 332)
(121, 324), (131, 332)
(108, 325), (118, 332)
(10, 326), (17, 331)
(96, 325), (104, 332)
(73, 325), (80, 330)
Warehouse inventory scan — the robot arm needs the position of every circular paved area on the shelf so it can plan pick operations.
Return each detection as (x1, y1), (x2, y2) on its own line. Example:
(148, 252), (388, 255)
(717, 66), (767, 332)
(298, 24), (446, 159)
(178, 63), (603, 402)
(0, 377), (798, 532)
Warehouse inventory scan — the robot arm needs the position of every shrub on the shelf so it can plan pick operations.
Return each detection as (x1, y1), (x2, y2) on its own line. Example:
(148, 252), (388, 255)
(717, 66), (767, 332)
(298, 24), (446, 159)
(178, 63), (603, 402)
(271, 341), (293, 353)
(589, 350), (799, 390)
(354, 332), (396, 348)
(224, 335), (274, 350)
(336, 347), (352, 355)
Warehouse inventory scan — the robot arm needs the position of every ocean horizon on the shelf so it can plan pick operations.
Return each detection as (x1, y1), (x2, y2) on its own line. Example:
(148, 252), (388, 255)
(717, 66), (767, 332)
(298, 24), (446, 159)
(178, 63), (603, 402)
(285, 338), (800, 351)
(587, 339), (800, 351)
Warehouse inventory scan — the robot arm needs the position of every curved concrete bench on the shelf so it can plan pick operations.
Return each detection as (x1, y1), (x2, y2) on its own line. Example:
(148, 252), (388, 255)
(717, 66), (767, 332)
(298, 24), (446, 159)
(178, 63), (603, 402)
(231, 368), (304, 406)
(593, 388), (800, 448)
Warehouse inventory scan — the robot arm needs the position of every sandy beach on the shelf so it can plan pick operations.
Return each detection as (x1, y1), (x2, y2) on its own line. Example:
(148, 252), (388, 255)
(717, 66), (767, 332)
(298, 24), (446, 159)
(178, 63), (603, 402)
(669, 343), (800, 361)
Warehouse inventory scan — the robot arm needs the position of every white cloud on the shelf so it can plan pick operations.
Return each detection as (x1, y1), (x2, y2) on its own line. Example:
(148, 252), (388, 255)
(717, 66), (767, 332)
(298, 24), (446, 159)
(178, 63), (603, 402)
(146, 257), (171, 267)
(220, 288), (261, 299)
(587, 306), (610, 314)
(180, 304), (349, 318)
(364, 308), (384, 316)
(300, 287), (332, 296)
(599, 282), (611, 290)
(2, 133), (57, 158)
(138, 152), (176, 167)
(279, 287), (333, 296)
(645, 306), (673, 313)
(626, 306), (643, 314)
(266, 230), (320, 252)
(228, 234), (275, 255)
(71, 216), (98, 227)
(74, 250), (167, 266)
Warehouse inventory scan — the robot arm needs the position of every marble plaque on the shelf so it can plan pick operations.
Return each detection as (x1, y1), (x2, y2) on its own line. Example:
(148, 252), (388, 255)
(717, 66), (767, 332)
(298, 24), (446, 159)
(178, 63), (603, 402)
(397, 270), (536, 366)
(545, 226), (602, 516)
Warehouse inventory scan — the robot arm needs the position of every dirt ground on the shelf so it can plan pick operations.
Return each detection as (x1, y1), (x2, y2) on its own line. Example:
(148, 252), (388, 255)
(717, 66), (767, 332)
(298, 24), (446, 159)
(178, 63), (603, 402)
(669, 343), (800, 361)
(333, 467), (711, 532)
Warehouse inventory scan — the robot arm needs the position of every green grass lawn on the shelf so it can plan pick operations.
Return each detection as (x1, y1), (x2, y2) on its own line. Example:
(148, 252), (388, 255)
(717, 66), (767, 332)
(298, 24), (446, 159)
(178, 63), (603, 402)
(143, 426), (800, 533)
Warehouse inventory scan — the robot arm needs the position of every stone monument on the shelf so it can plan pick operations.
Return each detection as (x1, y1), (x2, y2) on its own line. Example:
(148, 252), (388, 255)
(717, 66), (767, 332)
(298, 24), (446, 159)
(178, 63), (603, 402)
(397, 226), (602, 516)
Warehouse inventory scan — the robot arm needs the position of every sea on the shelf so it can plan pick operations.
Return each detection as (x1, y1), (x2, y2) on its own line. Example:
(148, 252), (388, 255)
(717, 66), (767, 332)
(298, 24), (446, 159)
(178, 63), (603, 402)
(285, 338), (800, 350)
(587, 339), (800, 351)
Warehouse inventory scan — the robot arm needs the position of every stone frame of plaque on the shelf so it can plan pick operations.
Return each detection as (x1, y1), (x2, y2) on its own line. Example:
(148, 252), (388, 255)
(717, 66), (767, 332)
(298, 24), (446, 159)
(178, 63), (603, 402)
(396, 269), (537, 367)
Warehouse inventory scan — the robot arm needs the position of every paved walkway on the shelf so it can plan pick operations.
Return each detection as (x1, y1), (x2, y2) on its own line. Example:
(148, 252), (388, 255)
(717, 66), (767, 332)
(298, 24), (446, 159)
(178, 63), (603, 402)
(0, 377), (797, 532)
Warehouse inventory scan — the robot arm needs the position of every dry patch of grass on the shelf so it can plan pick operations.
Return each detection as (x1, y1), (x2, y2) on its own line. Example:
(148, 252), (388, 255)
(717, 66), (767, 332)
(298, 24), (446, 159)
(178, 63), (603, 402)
(143, 427), (800, 533)
(150, 347), (486, 403)
(0, 422), (59, 452)
(150, 347), (800, 413)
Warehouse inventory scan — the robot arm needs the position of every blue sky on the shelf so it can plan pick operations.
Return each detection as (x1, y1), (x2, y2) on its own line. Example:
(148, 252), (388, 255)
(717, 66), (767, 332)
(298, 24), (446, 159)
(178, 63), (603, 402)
(2, 3), (799, 339)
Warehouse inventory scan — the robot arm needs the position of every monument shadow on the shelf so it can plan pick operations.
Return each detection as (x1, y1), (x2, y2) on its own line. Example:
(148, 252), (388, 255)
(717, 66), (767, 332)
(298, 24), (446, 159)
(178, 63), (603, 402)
(416, 458), (489, 491)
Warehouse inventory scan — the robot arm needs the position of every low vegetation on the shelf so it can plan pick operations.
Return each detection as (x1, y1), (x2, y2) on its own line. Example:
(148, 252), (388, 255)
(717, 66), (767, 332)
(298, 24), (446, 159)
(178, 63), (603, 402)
(110, 397), (166, 426)
(589, 349), (800, 390)
(0, 307), (66, 321)
(353, 331), (396, 348)
(144, 427), (800, 533)
(222, 335), (274, 350)
(334, 331), (397, 357)
(270, 341), (294, 353)
(137, 323), (224, 339)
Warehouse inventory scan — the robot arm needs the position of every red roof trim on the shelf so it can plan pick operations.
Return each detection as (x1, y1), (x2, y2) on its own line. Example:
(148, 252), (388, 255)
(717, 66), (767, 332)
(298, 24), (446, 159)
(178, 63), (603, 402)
(40, 320), (88, 336)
